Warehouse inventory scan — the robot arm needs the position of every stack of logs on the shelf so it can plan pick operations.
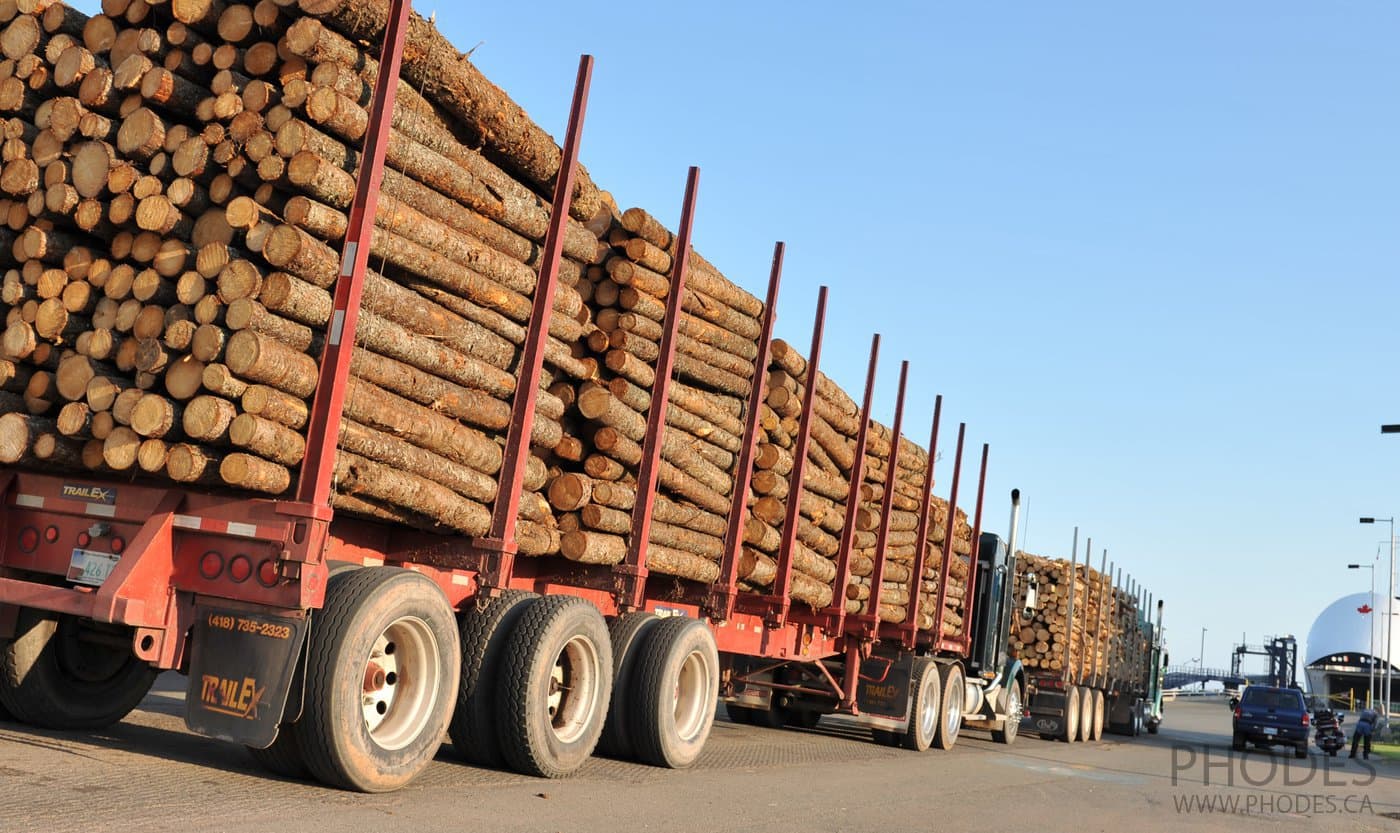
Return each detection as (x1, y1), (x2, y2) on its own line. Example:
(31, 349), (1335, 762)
(0, 0), (974, 636)
(1012, 552), (1120, 678)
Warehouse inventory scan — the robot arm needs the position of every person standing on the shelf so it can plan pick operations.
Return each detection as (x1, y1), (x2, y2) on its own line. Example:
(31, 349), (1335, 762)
(1349, 706), (1378, 760)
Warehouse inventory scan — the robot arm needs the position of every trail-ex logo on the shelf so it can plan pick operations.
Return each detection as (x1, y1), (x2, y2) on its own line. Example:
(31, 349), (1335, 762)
(62, 483), (116, 505)
(199, 674), (266, 721)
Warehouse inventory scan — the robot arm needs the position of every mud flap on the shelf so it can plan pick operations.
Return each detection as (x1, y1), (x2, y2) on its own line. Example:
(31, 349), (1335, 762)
(184, 605), (308, 747)
(856, 654), (913, 731)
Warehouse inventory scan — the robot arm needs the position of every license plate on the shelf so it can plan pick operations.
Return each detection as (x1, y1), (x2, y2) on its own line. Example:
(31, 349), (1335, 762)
(1262, 727), (1277, 736)
(67, 548), (120, 587)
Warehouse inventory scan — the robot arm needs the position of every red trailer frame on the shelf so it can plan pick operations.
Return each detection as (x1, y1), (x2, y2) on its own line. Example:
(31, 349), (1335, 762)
(0, 0), (993, 768)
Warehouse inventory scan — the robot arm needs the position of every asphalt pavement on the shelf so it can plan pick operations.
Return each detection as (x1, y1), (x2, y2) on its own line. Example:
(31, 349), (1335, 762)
(0, 680), (1395, 832)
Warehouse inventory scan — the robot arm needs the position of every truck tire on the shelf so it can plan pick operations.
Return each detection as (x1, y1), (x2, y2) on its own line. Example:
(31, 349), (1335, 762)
(1091, 690), (1106, 741)
(296, 567), (460, 792)
(627, 616), (719, 768)
(1232, 732), (1245, 751)
(595, 612), (660, 759)
(784, 709), (822, 730)
(933, 663), (964, 751)
(1075, 687), (1093, 742)
(247, 722), (309, 779)
(898, 657), (941, 751)
(1294, 742), (1307, 759)
(1063, 686), (1081, 743)
(496, 596), (612, 778)
(0, 609), (156, 730)
(448, 590), (536, 768)
(991, 679), (1022, 744)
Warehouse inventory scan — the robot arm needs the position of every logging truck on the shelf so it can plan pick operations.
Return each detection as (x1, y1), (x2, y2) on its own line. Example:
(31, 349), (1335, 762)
(1014, 532), (1167, 743)
(0, 0), (1161, 795)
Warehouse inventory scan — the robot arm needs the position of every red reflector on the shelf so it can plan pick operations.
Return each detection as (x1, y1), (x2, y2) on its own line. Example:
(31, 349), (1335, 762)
(199, 551), (224, 581)
(228, 555), (252, 583)
(18, 527), (38, 552)
(256, 559), (278, 588)
(76, 532), (91, 548)
(111, 537), (125, 554)
(43, 526), (58, 543)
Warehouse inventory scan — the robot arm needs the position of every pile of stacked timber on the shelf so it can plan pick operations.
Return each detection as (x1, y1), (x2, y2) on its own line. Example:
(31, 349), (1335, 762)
(1011, 552), (1135, 676)
(543, 206), (765, 583)
(755, 337), (974, 633)
(0, 0), (974, 619)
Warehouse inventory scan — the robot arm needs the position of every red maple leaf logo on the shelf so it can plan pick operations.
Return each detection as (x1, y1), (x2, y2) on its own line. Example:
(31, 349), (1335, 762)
(1358, 604), (1373, 614)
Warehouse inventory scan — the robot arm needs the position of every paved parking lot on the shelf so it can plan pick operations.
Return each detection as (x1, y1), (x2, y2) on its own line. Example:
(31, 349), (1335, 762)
(1, 682), (1395, 832)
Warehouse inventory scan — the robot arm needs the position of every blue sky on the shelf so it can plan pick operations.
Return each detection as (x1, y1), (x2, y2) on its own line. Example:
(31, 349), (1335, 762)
(74, 1), (1399, 671)
(437, 1), (1399, 670)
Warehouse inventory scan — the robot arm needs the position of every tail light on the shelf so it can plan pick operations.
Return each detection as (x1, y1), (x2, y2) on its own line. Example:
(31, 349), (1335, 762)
(1234, 707), (1242, 718)
(1302, 712), (1310, 727)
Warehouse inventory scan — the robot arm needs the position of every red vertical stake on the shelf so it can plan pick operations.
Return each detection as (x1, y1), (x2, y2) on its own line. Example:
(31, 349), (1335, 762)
(710, 242), (784, 621)
(821, 334), (880, 633)
(473, 55), (594, 587)
(861, 360), (908, 638)
(959, 443), (989, 654)
(931, 423), (966, 645)
(294, 0), (413, 509)
(618, 167), (700, 611)
(765, 285), (828, 627)
(902, 395), (942, 650)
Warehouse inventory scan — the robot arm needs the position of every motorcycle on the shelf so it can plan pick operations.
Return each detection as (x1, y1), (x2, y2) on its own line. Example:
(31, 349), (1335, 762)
(1312, 709), (1346, 757)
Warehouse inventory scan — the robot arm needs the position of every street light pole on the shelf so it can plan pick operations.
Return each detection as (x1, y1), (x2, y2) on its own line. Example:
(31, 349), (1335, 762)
(1200, 627), (1207, 675)
(1349, 562), (1377, 706)
(1360, 515), (1395, 718)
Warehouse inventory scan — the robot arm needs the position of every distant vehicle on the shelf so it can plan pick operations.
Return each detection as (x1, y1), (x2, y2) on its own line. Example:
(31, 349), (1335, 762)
(1230, 686), (1309, 758)
(1311, 708), (1346, 757)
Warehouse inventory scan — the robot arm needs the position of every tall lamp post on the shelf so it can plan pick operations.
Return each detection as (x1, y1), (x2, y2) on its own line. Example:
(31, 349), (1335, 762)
(1348, 562), (1377, 706)
(1359, 514), (1395, 718)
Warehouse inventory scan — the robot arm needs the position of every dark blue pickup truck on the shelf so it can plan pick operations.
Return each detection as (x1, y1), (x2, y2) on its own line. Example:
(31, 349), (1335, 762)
(1231, 685), (1309, 758)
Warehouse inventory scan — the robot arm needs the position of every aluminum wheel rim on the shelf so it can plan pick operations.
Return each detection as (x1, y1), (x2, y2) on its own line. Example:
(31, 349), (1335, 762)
(548, 634), (602, 745)
(361, 615), (439, 752)
(919, 674), (938, 739)
(672, 649), (711, 742)
(945, 677), (964, 740)
(1006, 686), (1021, 739)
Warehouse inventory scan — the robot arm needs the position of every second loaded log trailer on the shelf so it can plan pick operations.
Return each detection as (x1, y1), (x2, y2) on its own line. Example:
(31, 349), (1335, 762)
(0, 0), (1158, 792)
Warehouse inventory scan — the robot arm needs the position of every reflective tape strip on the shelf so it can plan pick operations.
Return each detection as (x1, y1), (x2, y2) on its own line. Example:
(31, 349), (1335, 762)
(173, 515), (200, 530)
(339, 241), (359, 277)
(362, 556), (385, 566)
(85, 503), (116, 518)
(450, 573), (472, 586)
(226, 522), (257, 538)
(328, 309), (346, 346)
(15, 494), (42, 509)
(172, 514), (280, 541)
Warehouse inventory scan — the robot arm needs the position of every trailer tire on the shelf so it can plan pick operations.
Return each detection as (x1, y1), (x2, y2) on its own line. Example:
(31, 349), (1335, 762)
(595, 612), (660, 759)
(627, 616), (719, 769)
(933, 664), (964, 751)
(1063, 686), (1081, 742)
(899, 658), (941, 751)
(448, 590), (537, 768)
(1076, 687), (1093, 742)
(296, 567), (460, 792)
(784, 709), (821, 730)
(496, 596), (612, 778)
(0, 610), (156, 730)
(246, 722), (309, 779)
(991, 680), (1022, 744)
(1091, 689), (1106, 741)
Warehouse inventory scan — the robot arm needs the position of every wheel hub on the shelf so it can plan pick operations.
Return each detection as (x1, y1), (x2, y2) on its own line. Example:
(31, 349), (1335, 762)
(548, 634), (601, 745)
(360, 616), (439, 751)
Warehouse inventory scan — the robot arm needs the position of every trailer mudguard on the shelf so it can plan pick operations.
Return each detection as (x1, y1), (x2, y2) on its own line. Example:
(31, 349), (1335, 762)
(856, 653), (913, 729)
(185, 602), (309, 747)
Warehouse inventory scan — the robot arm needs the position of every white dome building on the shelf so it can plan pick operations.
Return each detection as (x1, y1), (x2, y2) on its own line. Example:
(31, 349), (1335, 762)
(1304, 592), (1397, 705)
